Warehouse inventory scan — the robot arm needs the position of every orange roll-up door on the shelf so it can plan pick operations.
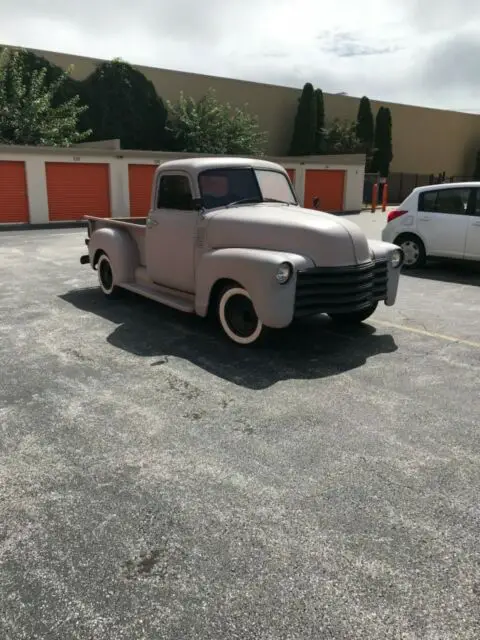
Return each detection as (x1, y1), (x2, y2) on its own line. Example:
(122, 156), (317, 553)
(304, 169), (345, 212)
(46, 162), (111, 221)
(0, 161), (29, 223)
(128, 164), (157, 217)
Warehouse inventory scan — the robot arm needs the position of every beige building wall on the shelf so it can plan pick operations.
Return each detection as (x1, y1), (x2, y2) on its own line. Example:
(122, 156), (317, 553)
(13, 46), (480, 178)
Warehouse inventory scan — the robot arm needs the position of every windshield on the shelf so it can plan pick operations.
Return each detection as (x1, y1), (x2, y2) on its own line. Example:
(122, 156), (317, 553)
(198, 167), (297, 210)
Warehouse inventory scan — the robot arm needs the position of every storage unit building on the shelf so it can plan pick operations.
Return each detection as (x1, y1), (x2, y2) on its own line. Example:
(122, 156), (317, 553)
(0, 145), (365, 225)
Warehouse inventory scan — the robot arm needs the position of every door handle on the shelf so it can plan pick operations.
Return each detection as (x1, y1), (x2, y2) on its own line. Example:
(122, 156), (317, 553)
(472, 220), (480, 226)
(419, 217), (431, 221)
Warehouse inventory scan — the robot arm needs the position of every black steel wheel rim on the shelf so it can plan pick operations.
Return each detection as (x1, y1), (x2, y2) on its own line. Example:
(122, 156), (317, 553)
(224, 294), (258, 338)
(100, 259), (113, 290)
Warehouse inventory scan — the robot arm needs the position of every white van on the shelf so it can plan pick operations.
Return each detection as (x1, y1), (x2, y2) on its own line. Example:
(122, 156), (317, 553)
(381, 181), (480, 268)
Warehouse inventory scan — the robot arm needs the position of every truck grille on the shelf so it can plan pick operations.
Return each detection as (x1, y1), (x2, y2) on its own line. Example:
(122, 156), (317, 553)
(294, 259), (388, 317)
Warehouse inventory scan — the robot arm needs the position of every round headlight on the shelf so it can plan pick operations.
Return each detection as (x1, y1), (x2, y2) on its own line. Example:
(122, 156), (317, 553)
(391, 249), (403, 268)
(276, 262), (293, 284)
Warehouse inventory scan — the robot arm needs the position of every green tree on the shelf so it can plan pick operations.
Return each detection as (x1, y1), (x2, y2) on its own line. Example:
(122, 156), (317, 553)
(371, 106), (393, 177)
(324, 119), (364, 154)
(166, 88), (267, 155)
(289, 82), (316, 155)
(80, 58), (168, 150)
(355, 96), (374, 165)
(0, 47), (89, 146)
(314, 88), (326, 153)
(3, 47), (81, 106)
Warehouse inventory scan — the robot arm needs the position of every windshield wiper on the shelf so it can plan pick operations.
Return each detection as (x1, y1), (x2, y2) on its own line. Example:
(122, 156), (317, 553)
(263, 198), (292, 205)
(226, 197), (263, 207)
(226, 197), (292, 208)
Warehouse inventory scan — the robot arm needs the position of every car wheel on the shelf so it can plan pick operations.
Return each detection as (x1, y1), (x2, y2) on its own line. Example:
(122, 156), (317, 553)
(97, 254), (121, 298)
(329, 302), (378, 325)
(217, 286), (267, 346)
(396, 234), (426, 269)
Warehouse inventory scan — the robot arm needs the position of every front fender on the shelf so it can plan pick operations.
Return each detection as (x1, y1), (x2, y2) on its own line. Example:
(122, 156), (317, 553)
(195, 249), (314, 328)
(368, 239), (401, 306)
(88, 227), (139, 285)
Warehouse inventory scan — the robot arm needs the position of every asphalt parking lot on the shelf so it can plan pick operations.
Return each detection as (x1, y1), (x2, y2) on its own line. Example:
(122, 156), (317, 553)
(1, 215), (480, 639)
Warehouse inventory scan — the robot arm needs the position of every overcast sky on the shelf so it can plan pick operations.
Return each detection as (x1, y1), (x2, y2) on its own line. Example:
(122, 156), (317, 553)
(1, 0), (479, 112)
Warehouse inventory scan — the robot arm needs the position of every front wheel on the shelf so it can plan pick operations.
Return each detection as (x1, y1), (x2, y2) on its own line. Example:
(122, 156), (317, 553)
(217, 286), (268, 346)
(329, 302), (378, 325)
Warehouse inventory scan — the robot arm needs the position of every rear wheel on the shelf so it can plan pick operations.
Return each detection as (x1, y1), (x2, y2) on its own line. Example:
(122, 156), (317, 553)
(396, 234), (426, 269)
(97, 254), (121, 299)
(217, 286), (267, 346)
(329, 302), (378, 325)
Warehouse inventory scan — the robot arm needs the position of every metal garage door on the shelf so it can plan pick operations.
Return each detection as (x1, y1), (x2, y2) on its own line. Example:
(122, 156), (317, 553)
(0, 161), (29, 223)
(128, 164), (157, 217)
(304, 169), (345, 212)
(46, 162), (111, 221)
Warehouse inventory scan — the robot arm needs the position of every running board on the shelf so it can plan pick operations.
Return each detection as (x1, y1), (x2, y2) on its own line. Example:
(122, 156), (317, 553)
(119, 282), (195, 313)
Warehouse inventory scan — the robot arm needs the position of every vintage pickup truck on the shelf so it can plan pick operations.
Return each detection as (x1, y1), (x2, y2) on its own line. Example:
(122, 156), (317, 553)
(81, 157), (403, 346)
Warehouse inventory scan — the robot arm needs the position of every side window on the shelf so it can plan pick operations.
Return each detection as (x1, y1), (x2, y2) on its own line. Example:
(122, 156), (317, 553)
(474, 189), (480, 216)
(418, 190), (437, 212)
(434, 188), (470, 215)
(157, 175), (193, 210)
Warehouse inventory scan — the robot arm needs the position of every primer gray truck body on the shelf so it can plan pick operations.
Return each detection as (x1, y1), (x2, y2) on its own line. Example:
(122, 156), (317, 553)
(81, 157), (402, 345)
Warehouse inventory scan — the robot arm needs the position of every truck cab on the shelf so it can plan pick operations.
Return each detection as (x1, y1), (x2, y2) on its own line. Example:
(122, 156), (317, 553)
(82, 157), (403, 346)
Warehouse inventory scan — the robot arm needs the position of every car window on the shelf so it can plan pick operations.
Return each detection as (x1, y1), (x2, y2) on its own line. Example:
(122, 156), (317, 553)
(419, 187), (471, 215)
(418, 190), (437, 212)
(254, 169), (297, 204)
(157, 175), (193, 210)
(435, 188), (470, 214)
(473, 189), (480, 216)
(199, 168), (261, 209)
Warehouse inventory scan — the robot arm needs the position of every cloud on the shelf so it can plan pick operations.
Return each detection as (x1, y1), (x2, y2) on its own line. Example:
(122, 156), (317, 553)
(316, 31), (403, 58)
(0, 0), (479, 112)
(421, 31), (480, 90)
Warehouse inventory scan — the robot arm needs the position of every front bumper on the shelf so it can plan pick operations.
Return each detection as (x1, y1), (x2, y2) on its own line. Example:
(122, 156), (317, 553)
(294, 259), (388, 317)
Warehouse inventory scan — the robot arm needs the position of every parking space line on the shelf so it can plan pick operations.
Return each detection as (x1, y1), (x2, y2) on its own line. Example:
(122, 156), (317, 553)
(372, 319), (480, 349)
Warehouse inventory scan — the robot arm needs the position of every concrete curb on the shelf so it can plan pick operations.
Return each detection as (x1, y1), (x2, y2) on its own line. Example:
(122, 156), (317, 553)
(0, 221), (87, 232)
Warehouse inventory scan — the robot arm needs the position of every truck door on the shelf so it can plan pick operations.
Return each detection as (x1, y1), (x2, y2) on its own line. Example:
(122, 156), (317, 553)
(146, 171), (198, 293)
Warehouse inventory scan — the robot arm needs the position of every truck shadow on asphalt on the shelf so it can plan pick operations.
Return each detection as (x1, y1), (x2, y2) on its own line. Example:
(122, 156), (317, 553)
(60, 288), (398, 390)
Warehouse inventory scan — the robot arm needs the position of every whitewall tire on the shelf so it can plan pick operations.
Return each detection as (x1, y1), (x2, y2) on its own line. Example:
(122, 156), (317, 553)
(97, 254), (120, 298)
(218, 286), (266, 346)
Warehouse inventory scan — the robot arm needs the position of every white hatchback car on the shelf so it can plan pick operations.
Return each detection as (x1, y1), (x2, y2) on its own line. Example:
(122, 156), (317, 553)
(381, 181), (480, 268)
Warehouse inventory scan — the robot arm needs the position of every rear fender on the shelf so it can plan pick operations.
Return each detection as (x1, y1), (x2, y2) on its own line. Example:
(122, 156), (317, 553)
(88, 227), (139, 285)
(195, 248), (314, 328)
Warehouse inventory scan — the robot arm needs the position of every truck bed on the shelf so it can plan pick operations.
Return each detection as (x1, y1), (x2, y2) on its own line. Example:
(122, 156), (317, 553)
(86, 216), (147, 265)
(85, 216), (147, 230)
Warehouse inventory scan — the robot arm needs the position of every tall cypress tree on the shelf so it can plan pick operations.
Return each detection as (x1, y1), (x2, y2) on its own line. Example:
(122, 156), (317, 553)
(314, 88), (325, 153)
(371, 107), (393, 177)
(289, 82), (316, 155)
(356, 96), (374, 167)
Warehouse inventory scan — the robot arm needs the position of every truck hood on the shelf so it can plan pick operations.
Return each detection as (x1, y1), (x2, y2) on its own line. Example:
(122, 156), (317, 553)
(205, 204), (370, 266)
